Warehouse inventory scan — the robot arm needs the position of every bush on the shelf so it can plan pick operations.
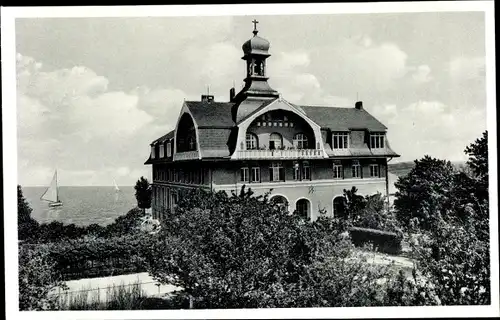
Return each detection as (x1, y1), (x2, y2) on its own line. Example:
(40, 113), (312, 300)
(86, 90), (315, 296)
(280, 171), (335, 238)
(45, 233), (153, 280)
(349, 227), (403, 255)
(25, 207), (147, 244)
(145, 187), (392, 308)
(18, 244), (66, 310)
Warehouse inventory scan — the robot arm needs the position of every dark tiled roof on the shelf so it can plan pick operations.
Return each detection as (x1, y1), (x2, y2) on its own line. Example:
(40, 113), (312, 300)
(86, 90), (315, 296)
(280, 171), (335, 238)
(151, 130), (174, 145)
(198, 128), (233, 157)
(299, 105), (387, 131)
(185, 101), (235, 127)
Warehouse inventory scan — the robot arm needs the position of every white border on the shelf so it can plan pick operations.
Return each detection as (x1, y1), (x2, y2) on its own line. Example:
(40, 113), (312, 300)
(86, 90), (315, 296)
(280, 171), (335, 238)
(2, 1), (498, 319)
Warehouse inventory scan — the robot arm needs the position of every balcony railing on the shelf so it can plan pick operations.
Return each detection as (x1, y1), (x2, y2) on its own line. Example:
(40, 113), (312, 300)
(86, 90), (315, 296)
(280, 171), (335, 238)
(173, 150), (199, 161)
(235, 149), (324, 160)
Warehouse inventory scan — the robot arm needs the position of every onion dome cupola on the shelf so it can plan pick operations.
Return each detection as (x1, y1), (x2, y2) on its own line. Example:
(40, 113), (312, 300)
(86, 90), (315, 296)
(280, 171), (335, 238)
(232, 20), (279, 110)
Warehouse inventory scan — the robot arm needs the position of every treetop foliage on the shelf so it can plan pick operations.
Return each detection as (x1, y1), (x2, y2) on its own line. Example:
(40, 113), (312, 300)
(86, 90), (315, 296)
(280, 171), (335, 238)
(134, 176), (152, 210)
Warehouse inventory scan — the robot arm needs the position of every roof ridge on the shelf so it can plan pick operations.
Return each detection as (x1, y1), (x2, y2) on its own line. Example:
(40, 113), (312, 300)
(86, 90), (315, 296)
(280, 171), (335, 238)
(300, 104), (353, 109)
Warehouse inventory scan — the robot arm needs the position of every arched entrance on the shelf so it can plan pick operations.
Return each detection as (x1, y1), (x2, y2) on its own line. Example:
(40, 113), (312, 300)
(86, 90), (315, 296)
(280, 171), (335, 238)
(333, 196), (347, 219)
(270, 195), (289, 212)
(295, 198), (311, 220)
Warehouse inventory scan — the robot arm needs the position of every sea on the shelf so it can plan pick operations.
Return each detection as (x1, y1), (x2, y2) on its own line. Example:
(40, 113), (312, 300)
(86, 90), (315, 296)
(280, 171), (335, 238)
(23, 186), (137, 226)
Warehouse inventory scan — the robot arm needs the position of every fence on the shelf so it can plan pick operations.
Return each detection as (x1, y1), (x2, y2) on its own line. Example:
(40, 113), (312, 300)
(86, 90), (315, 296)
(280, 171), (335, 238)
(56, 257), (147, 281)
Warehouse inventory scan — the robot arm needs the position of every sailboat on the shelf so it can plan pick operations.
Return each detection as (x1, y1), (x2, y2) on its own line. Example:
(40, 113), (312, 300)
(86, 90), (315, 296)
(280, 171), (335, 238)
(41, 170), (63, 207)
(113, 179), (120, 192)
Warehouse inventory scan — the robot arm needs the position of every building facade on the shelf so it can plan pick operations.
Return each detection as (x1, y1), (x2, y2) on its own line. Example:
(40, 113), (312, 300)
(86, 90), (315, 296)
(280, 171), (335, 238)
(145, 23), (400, 221)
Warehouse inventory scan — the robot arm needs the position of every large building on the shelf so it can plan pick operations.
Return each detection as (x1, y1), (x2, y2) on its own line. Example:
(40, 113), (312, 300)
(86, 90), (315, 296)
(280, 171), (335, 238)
(145, 22), (400, 221)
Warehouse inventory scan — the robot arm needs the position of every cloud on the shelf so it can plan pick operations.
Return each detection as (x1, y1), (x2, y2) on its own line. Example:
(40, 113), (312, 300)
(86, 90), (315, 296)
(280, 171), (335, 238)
(448, 56), (485, 82)
(312, 36), (409, 96)
(370, 100), (486, 162)
(134, 87), (187, 126)
(16, 54), (161, 186)
(411, 65), (433, 83)
(268, 51), (349, 106)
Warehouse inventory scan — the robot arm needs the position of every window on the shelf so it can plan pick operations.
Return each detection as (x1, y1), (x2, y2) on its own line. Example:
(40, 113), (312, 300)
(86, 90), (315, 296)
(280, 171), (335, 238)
(293, 133), (309, 149)
(269, 133), (283, 150)
(332, 132), (349, 149)
(151, 145), (156, 159)
(333, 196), (347, 219)
(251, 167), (260, 182)
(240, 167), (249, 182)
(370, 164), (380, 177)
(296, 199), (310, 220)
(269, 162), (285, 182)
(370, 133), (385, 149)
(246, 133), (258, 150)
(166, 142), (172, 157)
(159, 144), (165, 158)
(253, 60), (264, 76)
(352, 160), (361, 178)
(333, 162), (343, 179)
(302, 161), (311, 180)
(271, 195), (288, 211)
(293, 161), (301, 180)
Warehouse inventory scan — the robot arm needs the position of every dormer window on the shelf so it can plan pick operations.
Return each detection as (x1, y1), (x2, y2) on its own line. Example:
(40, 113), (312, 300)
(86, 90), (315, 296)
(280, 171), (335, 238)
(159, 144), (165, 158)
(332, 132), (349, 149)
(370, 133), (385, 149)
(151, 145), (156, 159)
(167, 141), (172, 157)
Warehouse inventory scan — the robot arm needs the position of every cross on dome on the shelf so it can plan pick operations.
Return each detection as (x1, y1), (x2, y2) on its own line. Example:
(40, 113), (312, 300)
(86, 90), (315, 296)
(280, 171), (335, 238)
(252, 19), (259, 35)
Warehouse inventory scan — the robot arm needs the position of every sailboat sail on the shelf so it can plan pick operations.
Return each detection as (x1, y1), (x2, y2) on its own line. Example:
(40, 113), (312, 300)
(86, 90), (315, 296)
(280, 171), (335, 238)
(114, 179), (120, 192)
(41, 171), (59, 203)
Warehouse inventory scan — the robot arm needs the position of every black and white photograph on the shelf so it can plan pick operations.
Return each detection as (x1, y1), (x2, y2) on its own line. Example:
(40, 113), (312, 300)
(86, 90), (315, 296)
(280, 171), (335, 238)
(2, 1), (498, 319)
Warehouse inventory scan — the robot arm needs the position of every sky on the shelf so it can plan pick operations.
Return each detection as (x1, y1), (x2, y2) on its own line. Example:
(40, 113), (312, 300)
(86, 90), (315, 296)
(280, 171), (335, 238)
(15, 11), (488, 186)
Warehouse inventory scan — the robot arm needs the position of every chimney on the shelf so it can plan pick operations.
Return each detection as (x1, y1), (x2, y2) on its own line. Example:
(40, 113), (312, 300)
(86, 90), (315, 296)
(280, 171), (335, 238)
(201, 94), (214, 103)
(355, 101), (363, 110)
(229, 87), (236, 102)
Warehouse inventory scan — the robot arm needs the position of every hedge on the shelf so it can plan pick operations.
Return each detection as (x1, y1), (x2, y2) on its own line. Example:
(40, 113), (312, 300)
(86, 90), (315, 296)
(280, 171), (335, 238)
(349, 227), (403, 255)
(23, 233), (154, 281)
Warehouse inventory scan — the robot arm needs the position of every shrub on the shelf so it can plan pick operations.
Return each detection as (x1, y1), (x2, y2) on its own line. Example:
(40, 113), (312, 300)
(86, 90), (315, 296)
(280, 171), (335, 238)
(18, 244), (66, 310)
(349, 227), (403, 255)
(46, 233), (153, 280)
(25, 207), (146, 244)
(145, 187), (392, 308)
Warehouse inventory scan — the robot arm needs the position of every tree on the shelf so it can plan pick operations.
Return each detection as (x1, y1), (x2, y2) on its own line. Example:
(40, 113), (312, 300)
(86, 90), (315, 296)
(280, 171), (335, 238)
(393, 156), (455, 231)
(387, 132), (491, 306)
(18, 185), (39, 241)
(145, 187), (390, 308)
(134, 177), (152, 212)
(464, 130), (488, 182)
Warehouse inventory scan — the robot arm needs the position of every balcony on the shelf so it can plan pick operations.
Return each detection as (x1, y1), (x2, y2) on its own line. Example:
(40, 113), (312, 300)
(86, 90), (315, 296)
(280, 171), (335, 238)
(173, 150), (199, 161)
(235, 148), (324, 160)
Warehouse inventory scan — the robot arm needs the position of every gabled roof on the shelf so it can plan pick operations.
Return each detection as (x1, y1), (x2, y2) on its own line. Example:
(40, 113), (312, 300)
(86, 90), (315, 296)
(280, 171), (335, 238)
(185, 101), (235, 127)
(299, 105), (387, 131)
(146, 99), (397, 162)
